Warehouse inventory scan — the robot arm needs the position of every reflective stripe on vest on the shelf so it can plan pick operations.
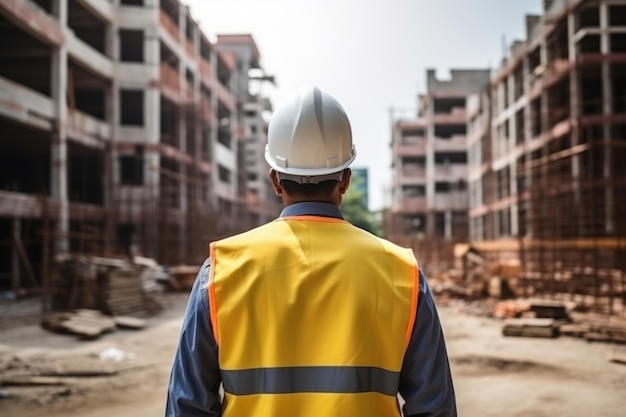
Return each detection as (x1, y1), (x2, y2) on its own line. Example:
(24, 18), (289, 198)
(222, 365), (399, 396)
(208, 216), (418, 416)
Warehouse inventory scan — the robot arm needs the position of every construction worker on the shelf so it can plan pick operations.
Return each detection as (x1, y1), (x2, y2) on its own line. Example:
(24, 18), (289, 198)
(165, 86), (457, 417)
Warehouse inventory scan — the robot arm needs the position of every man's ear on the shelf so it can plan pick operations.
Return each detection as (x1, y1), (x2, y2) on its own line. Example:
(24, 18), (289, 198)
(269, 169), (283, 196)
(339, 168), (352, 194)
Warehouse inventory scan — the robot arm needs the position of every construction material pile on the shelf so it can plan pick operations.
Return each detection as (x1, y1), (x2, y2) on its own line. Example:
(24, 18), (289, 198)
(41, 308), (146, 340)
(50, 255), (170, 318)
(493, 298), (626, 344)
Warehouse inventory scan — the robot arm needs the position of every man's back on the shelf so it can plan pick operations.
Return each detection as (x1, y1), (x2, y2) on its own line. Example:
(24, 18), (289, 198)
(209, 215), (418, 416)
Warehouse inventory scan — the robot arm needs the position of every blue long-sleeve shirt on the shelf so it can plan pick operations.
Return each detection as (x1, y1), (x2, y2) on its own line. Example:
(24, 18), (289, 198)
(165, 202), (456, 417)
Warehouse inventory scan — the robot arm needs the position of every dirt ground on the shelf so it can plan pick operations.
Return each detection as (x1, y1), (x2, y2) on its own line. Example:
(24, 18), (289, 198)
(1, 293), (626, 417)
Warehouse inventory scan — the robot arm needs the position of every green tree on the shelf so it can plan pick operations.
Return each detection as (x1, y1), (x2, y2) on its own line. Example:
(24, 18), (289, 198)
(342, 175), (382, 236)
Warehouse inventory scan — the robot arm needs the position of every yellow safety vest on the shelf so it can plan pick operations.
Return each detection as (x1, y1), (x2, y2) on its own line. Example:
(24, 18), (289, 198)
(208, 215), (419, 416)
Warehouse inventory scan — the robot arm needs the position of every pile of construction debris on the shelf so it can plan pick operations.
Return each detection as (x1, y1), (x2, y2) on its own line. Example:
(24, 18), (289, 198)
(41, 309), (146, 340)
(50, 254), (171, 317)
(428, 244), (626, 346)
(42, 255), (200, 339)
(493, 298), (626, 345)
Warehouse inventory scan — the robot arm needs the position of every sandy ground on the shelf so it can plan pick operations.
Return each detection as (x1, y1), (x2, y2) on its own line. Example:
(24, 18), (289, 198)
(1, 294), (626, 417)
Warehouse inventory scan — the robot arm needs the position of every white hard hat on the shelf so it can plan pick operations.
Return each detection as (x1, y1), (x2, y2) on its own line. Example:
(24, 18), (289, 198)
(265, 86), (356, 183)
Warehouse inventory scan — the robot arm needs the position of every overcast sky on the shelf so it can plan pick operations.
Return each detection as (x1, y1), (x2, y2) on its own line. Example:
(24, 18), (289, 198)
(183, 0), (543, 210)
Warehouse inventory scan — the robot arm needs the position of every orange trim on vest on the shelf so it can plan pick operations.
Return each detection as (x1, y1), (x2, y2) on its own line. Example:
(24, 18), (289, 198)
(208, 242), (220, 345)
(279, 215), (347, 223)
(405, 265), (419, 348)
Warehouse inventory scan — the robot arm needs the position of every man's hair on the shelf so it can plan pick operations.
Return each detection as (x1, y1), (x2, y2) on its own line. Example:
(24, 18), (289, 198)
(280, 180), (339, 197)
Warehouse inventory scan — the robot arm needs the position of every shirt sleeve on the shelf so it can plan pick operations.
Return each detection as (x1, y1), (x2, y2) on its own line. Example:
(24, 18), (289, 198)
(165, 257), (222, 417)
(399, 269), (457, 417)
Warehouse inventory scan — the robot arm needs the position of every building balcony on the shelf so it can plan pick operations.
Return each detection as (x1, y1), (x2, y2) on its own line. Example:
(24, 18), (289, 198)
(398, 167), (426, 182)
(431, 107), (466, 124)
(394, 196), (427, 213)
(528, 58), (570, 100)
(0, 190), (45, 217)
(159, 143), (193, 164)
(433, 135), (466, 151)
(160, 61), (180, 101)
(67, 30), (113, 79)
(545, 59), (570, 84)
(159, 9), (179, 42)
(434, 164), (467, 179)
(211, 78), (235, 111)
(185, 38), (195, 57)
(200, 99), (213, 123)
(0, 0), (64, 46)
(78, 0), (114, 23)
(183, 80), (194, 103)
(67, 109), (110, 148)
(200, 59), (212, 82)
(0, 75), (55, 130)
(431, 191), (468, 211)
(393, 140), (426, 156)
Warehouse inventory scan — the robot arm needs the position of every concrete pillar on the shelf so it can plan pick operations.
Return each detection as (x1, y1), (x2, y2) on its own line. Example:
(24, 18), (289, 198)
(600, 1), (614, 234)
(517, 52), (535, 238)
(102, 8), (117, 254)
(144, 9), (161, 260)
(177, 28), (188, 261)
(177, 2), (185, 43)
(178, 111), (188, 264)
(425, 97), (435, 238)
(509, 74), (519, 237)
(531, 37), (550, 239)
(51, 0), (69, 253)
(567, 10), (584, 238)
(11, 218), (21, 290)
(210, 45), (220, 214)
(444, 210), (452, 240)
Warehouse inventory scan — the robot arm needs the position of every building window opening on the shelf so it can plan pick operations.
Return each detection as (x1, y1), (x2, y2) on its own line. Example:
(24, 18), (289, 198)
(120, 29), (144, 62)
(218, 164), (232, 184)
(579, 35), (601, 54)
(434, 152), (467, 164)
(120, 90), (144, 126)
(578, 6), (599, 29)
(434, 124), (466, 138)
(119, 152), (144, 186)
(402, 185), (425, 197)
(611, 34), (626, 53)
(433, 97), (465, 114)
(68, 0), (106, 54)
(609, 6), (626, 26)
(435, 182), (451, 193)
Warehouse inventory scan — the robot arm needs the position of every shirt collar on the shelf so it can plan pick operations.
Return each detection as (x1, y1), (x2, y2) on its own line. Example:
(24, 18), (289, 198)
(279, 202), (344, 220)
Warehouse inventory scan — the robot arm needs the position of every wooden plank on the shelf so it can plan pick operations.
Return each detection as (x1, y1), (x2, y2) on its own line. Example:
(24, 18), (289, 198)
(42, 311), (116, 339)
(608, 354), (626, 365)
(502, 318), (559, 338)
(40, 369), (117, 377)
(528, 300), (569, 320)
(0, 376), (71, 386)
(114, 316), (146, 330)
(11, 227), (38, 287)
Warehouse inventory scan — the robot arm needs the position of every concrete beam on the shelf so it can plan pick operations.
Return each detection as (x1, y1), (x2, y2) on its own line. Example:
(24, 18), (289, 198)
(0, 0), (64, 47)
(0, 191), (49, 217)
(66, 30), (113, 79)
(0, 75), (55, 129)
(67, 110), (110, 148)
(75, 0), (114, 23)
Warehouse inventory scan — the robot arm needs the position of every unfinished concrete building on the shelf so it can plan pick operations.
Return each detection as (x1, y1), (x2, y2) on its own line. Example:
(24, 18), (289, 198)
(468, 0), (626, 313)
(389, 69), (489, 272)
(0, 0), (275, 293)
(216, 34), (281, 226)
